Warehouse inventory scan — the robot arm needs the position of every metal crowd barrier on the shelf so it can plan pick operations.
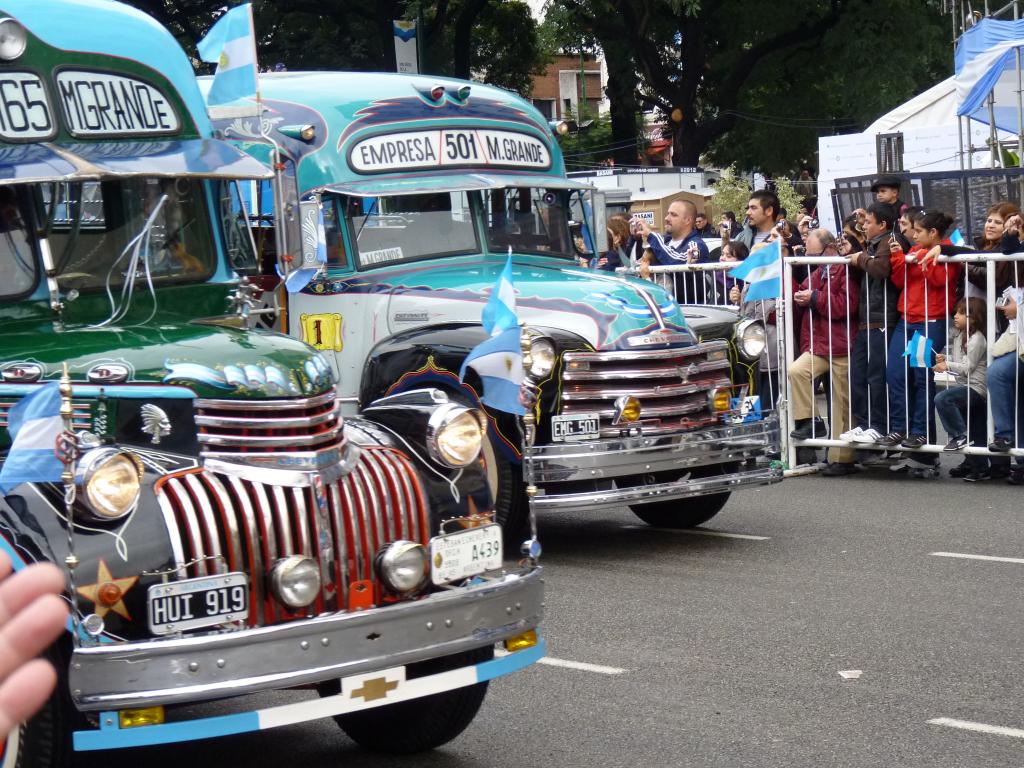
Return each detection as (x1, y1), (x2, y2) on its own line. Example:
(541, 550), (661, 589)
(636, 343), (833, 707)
(618, 253), (1024, 473)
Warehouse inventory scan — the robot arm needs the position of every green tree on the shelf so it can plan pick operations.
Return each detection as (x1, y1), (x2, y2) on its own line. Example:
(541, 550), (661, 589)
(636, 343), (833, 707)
(123, 1), (548, 96)
(549, 0), (951, 173)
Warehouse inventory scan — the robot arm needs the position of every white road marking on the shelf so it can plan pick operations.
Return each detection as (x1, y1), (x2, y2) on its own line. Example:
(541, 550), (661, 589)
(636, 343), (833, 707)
(537, 657), (627, 675)
(495, 649), (626, 675)
(623, 525), (770, 541)
(928, 717), (1024, 740)
(931, 551), (1024, 565)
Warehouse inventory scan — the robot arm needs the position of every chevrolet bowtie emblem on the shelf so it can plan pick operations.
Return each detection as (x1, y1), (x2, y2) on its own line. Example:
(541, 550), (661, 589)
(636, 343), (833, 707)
(350, 677), (400, 702)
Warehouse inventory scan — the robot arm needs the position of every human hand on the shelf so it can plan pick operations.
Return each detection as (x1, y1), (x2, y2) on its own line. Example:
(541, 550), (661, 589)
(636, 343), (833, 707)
(794, 289), (812, 306)
(935, 353), (946, 365)
(919, 244), (941, 269)
(686, 242), (699, 263)
(596, 256), (608, 268)
(729, 285), (741, 304)
(1006, 214), (1023, 236)
(0, 553), (68, 734)
(634, 218), (652, 239)
(934, 360), (948, 373)
(1003, 295), (1018, 319)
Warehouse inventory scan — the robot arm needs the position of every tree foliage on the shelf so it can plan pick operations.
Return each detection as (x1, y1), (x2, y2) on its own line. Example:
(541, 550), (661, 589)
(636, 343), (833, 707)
(122, 0), (547, 96)
(547, 0), (952, 174)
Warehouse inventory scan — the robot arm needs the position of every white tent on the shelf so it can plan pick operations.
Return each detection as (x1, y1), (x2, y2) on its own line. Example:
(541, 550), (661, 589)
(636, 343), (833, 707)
(864, 77), (958, 134)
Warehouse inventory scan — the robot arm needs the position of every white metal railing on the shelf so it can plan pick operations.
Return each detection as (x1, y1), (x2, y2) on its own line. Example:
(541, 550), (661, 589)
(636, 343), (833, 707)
(618, 252), (1024, 473)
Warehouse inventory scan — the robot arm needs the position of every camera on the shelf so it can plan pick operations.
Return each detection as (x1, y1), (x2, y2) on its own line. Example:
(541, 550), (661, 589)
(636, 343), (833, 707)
(809, 218), (819, 228)
(775, 220), (785, 231)
(996, 295), (1009, 308)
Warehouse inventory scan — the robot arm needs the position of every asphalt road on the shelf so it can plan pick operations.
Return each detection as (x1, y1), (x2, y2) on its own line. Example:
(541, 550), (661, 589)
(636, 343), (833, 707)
(76, 466), (1024, 768)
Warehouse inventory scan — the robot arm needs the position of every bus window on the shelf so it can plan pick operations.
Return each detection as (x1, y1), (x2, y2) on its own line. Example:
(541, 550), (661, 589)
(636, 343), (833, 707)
(45, 178), (216, 293)
(337, 191), (477, 269)
(219, 180), (259, 275)
(322, 196), (348, 268)
(0, 186), (37, 298)
(485, 187), (572, 258)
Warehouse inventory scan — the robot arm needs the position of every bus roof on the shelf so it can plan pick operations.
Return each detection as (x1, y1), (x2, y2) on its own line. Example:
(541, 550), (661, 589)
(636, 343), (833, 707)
(206, 71), (571, 193)
(0, 0), (212, 138)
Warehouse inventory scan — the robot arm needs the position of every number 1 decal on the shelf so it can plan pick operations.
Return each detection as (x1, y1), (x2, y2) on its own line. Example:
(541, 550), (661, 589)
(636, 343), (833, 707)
(299, 313), (343, 351)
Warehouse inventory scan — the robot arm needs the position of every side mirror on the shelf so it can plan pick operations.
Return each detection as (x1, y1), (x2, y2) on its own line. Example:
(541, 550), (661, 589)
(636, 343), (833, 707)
(589, 188), (606, 251)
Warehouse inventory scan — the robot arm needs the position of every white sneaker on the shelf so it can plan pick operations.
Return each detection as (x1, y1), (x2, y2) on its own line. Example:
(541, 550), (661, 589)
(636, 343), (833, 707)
(839, 426), (863, 441)
(852, 429), (883, 443)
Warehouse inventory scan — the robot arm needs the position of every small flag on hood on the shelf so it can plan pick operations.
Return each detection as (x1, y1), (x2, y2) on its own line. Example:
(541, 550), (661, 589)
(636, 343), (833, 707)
(0, 382), (64, 494)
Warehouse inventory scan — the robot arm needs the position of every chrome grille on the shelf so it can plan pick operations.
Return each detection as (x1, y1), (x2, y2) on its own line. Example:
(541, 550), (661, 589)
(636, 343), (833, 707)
(155, 447), (430, 628)
(195, 389), (345, 460)
(0, 400), (91, 431)
(560, 341), (733, 436)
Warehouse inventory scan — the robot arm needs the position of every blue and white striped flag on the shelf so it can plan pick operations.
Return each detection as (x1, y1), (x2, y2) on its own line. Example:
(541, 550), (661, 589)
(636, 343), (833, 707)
(726, 239), (782, 301)
(197, 4), (259, 117)
(460, 252), (525, 414)
(459, 328), (526, 415)
(902, 330), (935, 368)
(949, 228), (966, 247)
(481, 251), (519, 335)
(0, 382), (64, 494)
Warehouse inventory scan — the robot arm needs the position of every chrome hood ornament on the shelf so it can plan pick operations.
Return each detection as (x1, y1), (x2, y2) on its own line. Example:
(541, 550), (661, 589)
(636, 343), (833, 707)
(140, 404), (171, 444)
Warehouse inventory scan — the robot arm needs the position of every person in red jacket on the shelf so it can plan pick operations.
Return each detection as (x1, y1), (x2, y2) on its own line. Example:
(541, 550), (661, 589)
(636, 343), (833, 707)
(788, 228), (861, 475)
(880, 210), (962, 450)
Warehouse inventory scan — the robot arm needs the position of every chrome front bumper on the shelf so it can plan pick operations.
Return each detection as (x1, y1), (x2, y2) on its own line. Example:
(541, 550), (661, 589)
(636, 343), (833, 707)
(69, 566), (543, 712)
(526, 416), (781, 513)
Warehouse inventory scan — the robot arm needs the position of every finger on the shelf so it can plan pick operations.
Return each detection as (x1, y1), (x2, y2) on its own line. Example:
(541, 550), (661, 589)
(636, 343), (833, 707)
(0, 551), (10, 582)
(0, 594), (68, 684)
(0, 658), (57, 734)
(0, 563), (65, 629)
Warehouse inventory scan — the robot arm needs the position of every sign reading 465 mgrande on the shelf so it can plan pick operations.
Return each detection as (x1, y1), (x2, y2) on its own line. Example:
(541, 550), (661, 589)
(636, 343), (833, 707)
(0, 69), (179, 140)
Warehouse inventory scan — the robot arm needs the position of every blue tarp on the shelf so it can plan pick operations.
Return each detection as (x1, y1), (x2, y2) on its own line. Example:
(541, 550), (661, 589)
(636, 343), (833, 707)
(955, 18), (1024, 73)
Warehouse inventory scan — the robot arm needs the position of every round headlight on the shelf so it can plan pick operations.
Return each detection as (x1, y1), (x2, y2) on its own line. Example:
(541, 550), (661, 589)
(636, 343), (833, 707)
(737, 318), (766, 360)
(376, 541), (429, 594)
(527, 337), (556, 379)
(270, 555), (321, 608)
(428, 405), (486, 467)
(76, 449), (143, 520)
(0, 19), (27, 61)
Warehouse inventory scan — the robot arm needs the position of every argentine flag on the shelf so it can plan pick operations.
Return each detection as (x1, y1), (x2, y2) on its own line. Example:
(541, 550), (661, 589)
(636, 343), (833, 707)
(0, 382), (64, 494)
(460, 253), (526, 415)
(197, 4), (259, 117)
(726, 239), (783, 301)
(481, 251), (519, 335)
(902, 330), (935, 368)
(949, 228), (966, 247)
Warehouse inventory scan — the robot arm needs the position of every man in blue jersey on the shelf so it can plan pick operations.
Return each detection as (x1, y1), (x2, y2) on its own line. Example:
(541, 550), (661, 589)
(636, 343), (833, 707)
(634, 199), (711, 302)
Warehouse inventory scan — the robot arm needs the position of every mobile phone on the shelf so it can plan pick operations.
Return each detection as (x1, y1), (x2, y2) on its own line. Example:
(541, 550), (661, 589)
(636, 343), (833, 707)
(809, 218), (819, 228)
(996, 295), (1009, 308)
(775, 220), (785, 231)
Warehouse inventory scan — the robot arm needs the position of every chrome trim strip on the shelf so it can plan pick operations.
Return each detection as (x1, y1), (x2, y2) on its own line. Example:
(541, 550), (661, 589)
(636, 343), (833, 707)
(326, 481), (349, 609)
(338, 473), (362, 586)
(223, 475), (266, 626)
(562, 359), (732, 381)
(562, 399), (714, 419)
(154, 490), (188, 580)
(195, 390), (336, 410)
(69, 567), (544, 711)
(270, 486), (295, 555)
(166, 478), (208, 577)
(528, 465), (783, 513)
(359, 462), (387, 561)
(347, 466), (373, 582)
(197, 423), (343, 447)
(291, 486), (312, 558)
(250, 481), (281, 623)
(377, 451), (414, 542)
(199, 474), (242, 575)
(362, 451), (394, 543)
(563, 340), (727, 363)
(560, 381), (714, 401)
(184, 474), (225, 574)
(194, 403), (339, 429)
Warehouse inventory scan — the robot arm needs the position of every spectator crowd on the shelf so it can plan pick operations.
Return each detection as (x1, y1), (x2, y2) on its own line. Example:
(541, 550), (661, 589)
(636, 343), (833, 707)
(585, 175), (1024, 483)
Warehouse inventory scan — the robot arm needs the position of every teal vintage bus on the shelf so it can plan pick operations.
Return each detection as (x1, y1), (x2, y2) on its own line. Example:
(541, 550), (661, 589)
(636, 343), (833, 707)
(209, 71), (781, 538)
(0, 4), (543, 764)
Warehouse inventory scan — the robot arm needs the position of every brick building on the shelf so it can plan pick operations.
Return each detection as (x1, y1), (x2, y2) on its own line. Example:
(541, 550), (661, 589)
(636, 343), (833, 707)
(530, 54), (607, 121)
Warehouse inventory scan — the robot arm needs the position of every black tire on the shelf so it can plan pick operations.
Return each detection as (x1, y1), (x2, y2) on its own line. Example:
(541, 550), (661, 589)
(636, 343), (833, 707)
(630, 491), (731, 528)
(328, 647), (492, 754)
(481, 427), (529, 548)
(2, 646), (72, 768)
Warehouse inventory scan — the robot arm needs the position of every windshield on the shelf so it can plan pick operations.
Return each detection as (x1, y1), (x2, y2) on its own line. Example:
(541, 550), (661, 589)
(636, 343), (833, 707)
(0, 186), (38, 298)
(341, 191), (477, 269)
(45, 177), (216, 293)
(485, 187), (573, 258)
